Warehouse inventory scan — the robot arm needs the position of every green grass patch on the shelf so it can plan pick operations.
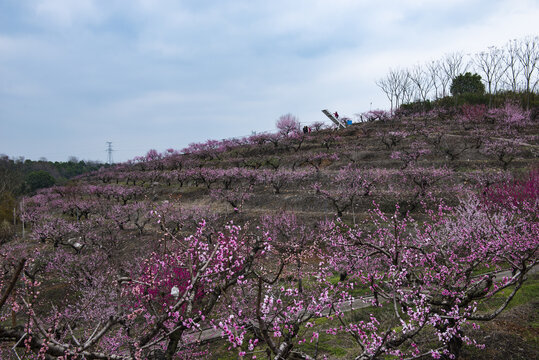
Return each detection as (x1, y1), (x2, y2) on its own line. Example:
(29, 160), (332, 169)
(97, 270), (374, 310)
(477, 273), (539, 314)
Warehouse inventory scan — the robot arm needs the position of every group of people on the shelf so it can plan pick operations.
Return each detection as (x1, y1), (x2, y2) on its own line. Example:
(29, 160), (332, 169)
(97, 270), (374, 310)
(301, 111), (349, 135)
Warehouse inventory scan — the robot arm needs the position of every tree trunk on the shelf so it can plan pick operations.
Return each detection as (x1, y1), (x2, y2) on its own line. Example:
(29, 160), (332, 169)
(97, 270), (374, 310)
(445, 333), (463, 360)
(164, 328), (183, 360)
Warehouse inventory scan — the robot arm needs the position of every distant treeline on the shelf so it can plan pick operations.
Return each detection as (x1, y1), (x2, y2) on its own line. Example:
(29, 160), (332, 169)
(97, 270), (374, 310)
(0, 156), (108, 224)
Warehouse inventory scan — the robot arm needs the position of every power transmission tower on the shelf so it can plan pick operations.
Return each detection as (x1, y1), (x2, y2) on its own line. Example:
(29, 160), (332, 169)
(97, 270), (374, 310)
(106, 142), (114, 164)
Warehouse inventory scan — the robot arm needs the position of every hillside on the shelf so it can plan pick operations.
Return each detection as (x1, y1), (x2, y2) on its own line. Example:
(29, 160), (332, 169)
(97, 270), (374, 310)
(84, 104), (537, 226)
(1, 103), (538, 360)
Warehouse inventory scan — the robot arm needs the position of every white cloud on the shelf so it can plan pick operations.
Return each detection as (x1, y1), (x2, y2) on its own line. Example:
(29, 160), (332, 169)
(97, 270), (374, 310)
(32, 0), (103, 26)
(0, 34), (47, 58)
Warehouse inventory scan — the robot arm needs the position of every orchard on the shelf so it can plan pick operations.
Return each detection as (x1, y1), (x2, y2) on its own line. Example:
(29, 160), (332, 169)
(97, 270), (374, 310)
(1, 96), (538, 360)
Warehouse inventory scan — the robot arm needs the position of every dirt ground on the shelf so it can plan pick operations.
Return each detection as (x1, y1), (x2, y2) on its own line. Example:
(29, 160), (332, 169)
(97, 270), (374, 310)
(460, 300), (539, 360)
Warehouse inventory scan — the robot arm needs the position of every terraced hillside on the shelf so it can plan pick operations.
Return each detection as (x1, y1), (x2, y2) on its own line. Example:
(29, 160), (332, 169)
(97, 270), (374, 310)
(1, 103), (538, 360)
(80, 105), (538, 227)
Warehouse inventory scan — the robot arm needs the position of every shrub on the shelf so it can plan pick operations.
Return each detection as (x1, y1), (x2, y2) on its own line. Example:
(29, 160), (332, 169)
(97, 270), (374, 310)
(0, 192), (15, 223)
(25, 170), (55, 192)
(454, 92), (489, 105)
(397, 99), (433, 115)
(450, 72), (485, 96)
(0, 219), (14, 244)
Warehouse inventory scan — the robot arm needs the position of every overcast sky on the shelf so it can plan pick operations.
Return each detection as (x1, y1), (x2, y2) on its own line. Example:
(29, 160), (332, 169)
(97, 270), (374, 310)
(1, 0), (538, 162)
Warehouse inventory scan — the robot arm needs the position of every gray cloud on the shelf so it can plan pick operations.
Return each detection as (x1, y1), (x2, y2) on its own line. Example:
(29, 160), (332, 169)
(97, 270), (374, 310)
(1, 0), (538, 162)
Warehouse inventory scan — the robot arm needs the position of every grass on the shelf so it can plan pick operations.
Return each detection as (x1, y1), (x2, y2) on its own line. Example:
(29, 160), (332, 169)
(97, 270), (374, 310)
(476, 272), (539, 314)
(298, 331), (350, 357)
(460, 275), (539, 359)
(206, 273), (539, 359)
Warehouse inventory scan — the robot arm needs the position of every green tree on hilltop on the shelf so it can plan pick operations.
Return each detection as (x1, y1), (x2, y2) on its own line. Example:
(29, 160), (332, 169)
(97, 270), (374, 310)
(450, 72), (485, 96)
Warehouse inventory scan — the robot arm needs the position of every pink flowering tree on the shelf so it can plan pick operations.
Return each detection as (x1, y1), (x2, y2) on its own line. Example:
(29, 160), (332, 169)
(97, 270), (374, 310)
(213, 212), (340, 360)
(257, 169), (314, 194)
(1, 218), (270, 359)
(265, 133), (284, 149)
(182, 139), (229, 161)
(302, 152), (339, 172)
(379, 130), (408, 150)
(321, 133), (342, 152)
(465, 168), (513, 193)
(0, 253), (27, 340)
(482, 166), (538, 209)
(289, 152), (339, 172)
(210, 185), (253, 213)
(359, 110), (391, 122)
(216, 168), (257, 190)
(432, 135), (474, 163)
(386, 166), (454, 214)
(310, 121), (326, 131)
(480, 138), (521, 170)
(276, 114), (301, 137)
(152, 202), (218, 237)
(487, 101), (531, 129)
(322, 195), (538, 359)
(391, 141), (430, 170)
(314, 167), (382, 217)
(120, 220), (269, 359)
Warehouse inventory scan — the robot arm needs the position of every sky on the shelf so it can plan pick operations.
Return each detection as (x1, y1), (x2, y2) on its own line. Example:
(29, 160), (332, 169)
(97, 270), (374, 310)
(1, 0), (538, 163)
